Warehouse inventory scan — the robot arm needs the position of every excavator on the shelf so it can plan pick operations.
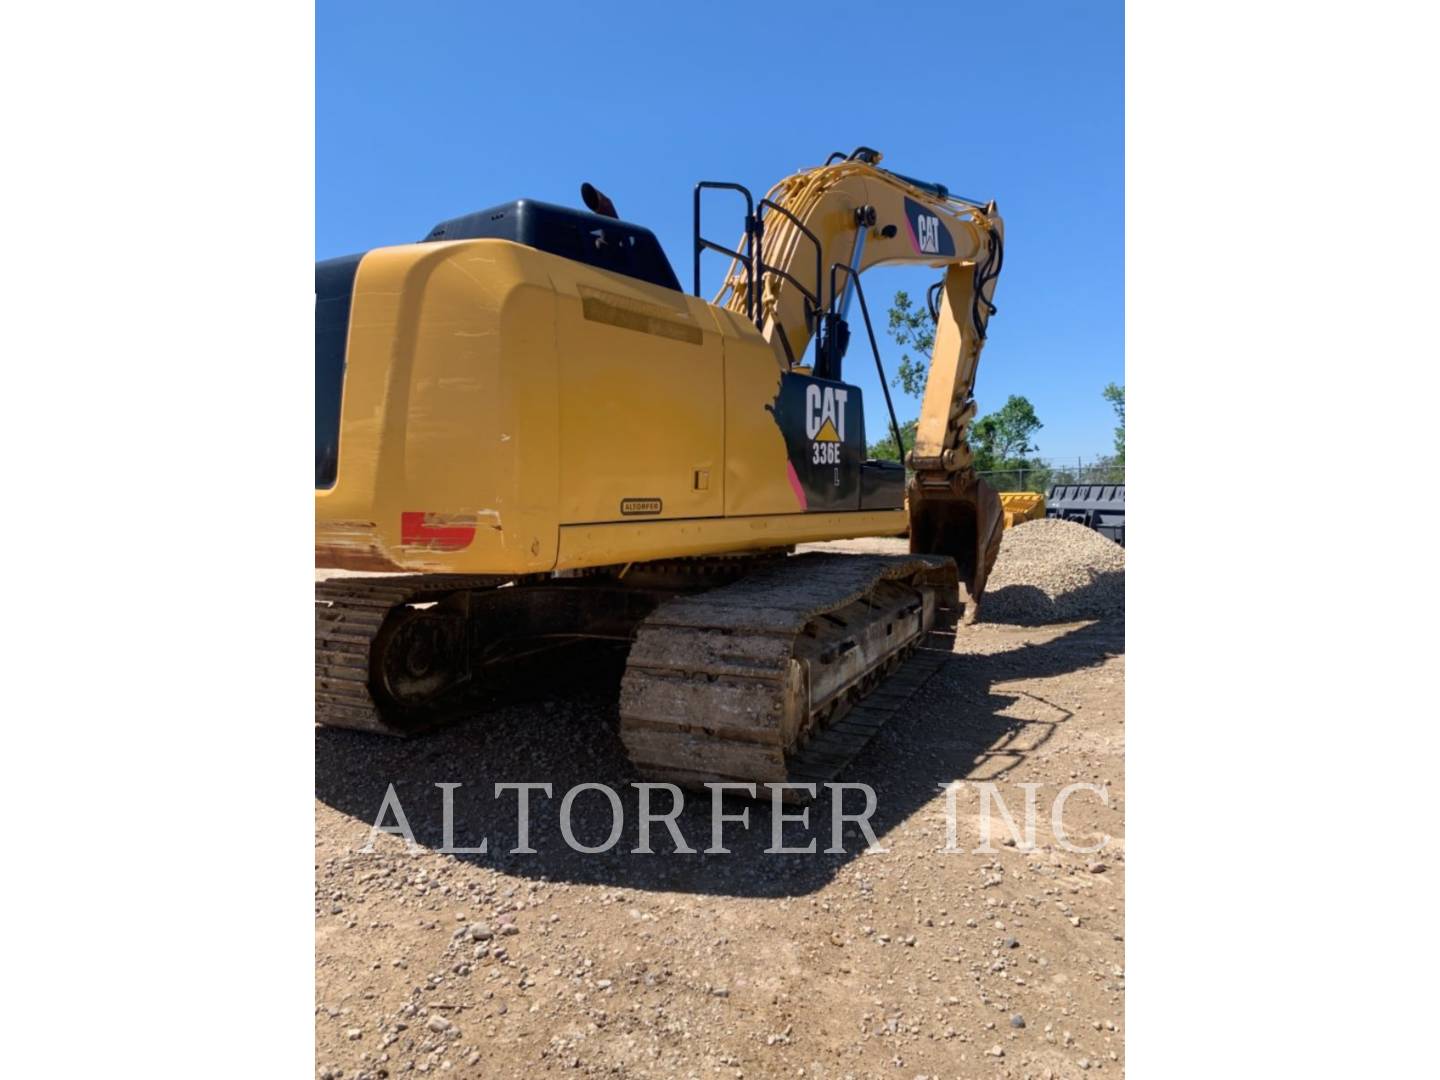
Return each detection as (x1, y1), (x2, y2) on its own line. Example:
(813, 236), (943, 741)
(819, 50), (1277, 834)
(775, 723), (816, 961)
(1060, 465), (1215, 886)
(316, 147), (1005, 795)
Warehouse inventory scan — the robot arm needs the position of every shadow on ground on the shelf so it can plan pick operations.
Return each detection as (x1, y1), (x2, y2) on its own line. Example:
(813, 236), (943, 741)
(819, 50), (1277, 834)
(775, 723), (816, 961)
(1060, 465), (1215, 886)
(315, 617), (1124, 898)
(981, 571), (1125, 626)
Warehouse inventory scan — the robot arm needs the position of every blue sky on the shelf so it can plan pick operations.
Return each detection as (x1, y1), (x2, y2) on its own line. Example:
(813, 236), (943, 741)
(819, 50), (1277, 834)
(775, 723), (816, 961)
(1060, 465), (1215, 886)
(318, 0), (1123, 460)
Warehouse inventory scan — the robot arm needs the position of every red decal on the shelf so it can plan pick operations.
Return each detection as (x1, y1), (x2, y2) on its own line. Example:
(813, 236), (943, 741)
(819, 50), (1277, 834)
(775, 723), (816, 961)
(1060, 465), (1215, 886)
(401, 512), (476, 551)
(785, 461), (808, 510)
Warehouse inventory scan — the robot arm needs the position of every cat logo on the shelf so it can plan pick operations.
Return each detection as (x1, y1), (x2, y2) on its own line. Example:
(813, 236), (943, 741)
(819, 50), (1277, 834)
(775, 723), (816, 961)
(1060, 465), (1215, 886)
(916, 213), (941, 254)
(805, 384), (847, 440)
(806, 384), (847, 465)
(903, 196), (955, 257)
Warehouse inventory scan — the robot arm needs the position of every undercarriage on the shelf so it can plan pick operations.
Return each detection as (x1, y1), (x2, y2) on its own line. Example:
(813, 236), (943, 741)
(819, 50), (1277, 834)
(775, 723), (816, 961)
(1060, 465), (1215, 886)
(315, 552), (960, 797)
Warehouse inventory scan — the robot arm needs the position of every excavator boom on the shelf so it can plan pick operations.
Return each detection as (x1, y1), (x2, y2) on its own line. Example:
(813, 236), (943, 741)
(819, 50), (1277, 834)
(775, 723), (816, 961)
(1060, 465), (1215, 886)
(702, 147), (1006, 603)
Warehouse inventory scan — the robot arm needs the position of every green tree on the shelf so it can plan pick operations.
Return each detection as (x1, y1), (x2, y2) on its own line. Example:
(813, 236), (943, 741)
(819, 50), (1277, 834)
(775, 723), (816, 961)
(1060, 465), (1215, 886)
(883, 289), (1049, 490)
(967, 396), (1047, 492)
(885, 290), (934, 399)
(866, 417), (918, 462)
(1103, 382), (1125, 463)
(971, 395), (1043, 471)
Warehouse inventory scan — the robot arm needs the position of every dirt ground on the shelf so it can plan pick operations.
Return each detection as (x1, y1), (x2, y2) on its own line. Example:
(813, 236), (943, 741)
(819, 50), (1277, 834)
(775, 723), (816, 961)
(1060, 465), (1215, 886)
(316, 540), (1125, 1079)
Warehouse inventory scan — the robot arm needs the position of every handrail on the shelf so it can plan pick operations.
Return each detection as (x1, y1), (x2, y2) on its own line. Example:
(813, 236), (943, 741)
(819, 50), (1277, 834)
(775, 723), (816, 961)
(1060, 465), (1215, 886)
(757, 197), (823, 332)
(693, 181), (757, 324)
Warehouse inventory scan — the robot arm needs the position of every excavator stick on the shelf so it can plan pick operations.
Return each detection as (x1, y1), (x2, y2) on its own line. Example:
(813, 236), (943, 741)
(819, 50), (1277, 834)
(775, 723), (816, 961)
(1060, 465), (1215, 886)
(907, 474), (1005, 622)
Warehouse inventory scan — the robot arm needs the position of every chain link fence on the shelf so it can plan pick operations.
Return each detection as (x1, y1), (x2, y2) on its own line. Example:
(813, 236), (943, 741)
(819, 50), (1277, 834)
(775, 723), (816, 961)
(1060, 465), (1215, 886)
(976, 457), (1125, 493)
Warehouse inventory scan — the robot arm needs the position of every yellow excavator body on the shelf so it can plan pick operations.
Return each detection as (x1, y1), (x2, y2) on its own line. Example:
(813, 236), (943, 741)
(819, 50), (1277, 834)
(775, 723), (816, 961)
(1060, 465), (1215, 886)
(316, 148), (1008, 795)
(316, 238), (905, 576)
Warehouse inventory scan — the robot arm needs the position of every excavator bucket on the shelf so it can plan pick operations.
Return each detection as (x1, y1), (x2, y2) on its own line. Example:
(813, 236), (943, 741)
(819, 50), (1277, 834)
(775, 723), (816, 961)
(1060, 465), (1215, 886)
(999, 490), (1046, 528)
(907, 475), (1005, 622)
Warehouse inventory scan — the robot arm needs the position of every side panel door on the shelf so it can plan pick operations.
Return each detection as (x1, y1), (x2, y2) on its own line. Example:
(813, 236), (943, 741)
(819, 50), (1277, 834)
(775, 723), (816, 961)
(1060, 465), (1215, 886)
(549, 262), (725, 524)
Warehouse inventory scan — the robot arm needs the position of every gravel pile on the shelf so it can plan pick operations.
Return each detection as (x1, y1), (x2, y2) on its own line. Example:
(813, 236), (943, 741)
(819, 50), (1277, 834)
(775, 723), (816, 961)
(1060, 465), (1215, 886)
(981, 517), (1125, 624)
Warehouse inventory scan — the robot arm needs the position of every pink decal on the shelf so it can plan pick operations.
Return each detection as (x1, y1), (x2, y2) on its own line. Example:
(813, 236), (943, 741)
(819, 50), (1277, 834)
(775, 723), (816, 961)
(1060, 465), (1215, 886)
(903, 212), (922, 255)
(786, 461), (808, 510)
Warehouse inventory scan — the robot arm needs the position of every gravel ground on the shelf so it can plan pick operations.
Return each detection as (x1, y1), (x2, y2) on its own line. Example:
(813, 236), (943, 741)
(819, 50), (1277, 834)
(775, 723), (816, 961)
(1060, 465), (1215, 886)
(981, 521), (1125, 626)
(799, 519), (1126, 628)
(316, 538), (1125, 1078)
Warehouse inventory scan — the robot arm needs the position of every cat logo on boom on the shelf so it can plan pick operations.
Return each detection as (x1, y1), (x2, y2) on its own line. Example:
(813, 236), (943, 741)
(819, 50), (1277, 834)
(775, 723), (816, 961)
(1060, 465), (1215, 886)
(903, 196), (955, 258)
(806, 383), (847, 465)
(916, 214), (940, 254)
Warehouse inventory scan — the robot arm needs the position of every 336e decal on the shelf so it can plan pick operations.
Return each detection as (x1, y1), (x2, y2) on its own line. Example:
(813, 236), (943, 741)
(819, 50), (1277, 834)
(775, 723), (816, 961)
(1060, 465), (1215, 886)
(768, 372), (864, 511)
(806, 383), (848, 464)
